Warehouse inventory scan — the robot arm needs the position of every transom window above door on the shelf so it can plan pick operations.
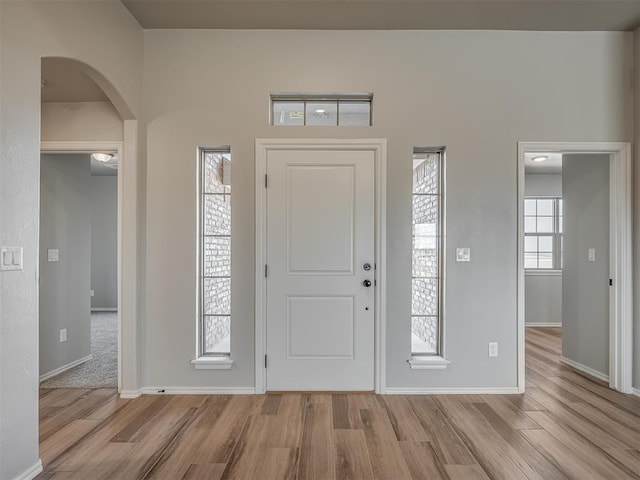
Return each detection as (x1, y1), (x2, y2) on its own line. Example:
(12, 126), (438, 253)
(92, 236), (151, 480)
(270, 93), (372, 126)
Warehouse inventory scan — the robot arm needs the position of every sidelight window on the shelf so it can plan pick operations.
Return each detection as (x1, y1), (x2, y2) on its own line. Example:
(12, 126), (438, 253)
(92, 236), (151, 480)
(199, 148), (232, 356)
(411, 148), (444, 356)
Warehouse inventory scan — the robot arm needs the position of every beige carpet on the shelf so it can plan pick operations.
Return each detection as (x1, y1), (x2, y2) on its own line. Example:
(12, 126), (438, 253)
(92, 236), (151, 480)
(41, 312), (117, 388)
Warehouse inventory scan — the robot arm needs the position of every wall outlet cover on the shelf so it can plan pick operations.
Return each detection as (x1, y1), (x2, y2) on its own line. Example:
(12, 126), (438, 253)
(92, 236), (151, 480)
(456, 247), (471, 262)
(59, 329), (67, 343)
(48, 249), (60, 262)
(488, 342), (498, 357)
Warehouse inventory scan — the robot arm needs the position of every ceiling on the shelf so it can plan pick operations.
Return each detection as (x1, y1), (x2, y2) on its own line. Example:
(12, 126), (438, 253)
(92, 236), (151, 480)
(41, 58), (109, 103)
(121, 0), (640, 31)
(524, 152), (562, 173)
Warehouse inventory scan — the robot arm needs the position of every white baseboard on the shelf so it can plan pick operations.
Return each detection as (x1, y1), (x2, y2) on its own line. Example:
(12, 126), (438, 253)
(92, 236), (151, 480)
(559, 356), (609, 383)
(525, 323), (562, 327)
(13, 460), (43, 480)
(91, 308), (117, 312)
(120, 389), (142, 399)
(632, 387), (640, 398)
(121, 387), (256, 398)
(39, 354), (93, 382)
(383, 386), (520, 395)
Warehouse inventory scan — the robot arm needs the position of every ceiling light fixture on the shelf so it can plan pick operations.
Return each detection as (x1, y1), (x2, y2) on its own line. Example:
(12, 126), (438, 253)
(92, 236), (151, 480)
(315, 109), (326, 114)
(532, 155), (548, 163)
(92, 153), (113, 163)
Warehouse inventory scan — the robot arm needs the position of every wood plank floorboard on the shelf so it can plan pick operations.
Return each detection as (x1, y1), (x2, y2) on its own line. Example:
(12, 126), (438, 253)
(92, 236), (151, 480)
(37, 327), (640, 479)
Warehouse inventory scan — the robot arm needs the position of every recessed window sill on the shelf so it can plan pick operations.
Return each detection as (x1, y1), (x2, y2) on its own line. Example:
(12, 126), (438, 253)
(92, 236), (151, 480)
(191, 356), (233, 370)
(525, 269), (562, 276)
(408, 356), (451, 370)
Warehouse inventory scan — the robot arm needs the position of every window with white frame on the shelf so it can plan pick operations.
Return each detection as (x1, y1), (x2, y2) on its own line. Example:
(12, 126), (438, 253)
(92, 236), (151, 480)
(199, 148), (231, 355)
(412, 148), (444, 356)
(270, 93), (372, 126)
(524, 197), (563, 270)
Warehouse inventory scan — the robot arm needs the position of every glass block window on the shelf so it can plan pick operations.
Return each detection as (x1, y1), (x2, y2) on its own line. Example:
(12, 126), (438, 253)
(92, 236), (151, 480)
(524, 197), (562, 270)
(271, 93), (372, 126)
(412, 148), (444, 356)
(200, 148), (231, 355)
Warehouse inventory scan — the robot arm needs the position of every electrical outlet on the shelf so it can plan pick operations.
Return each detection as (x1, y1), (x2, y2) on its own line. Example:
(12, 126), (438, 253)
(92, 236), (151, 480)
(488, 342), (498, 357)
(456, 247), (471, 262)
(48, 249), (59, 262)
(90, 289), (95, 297)
(59, 329), (67, 343)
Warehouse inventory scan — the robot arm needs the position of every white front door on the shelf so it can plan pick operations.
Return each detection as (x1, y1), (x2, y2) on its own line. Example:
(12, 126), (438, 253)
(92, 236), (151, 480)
(266, 147), (375, 391)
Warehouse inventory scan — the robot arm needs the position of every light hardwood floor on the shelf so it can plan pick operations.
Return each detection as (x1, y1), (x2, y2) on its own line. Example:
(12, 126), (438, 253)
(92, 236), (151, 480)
(37, 327), (640, 479)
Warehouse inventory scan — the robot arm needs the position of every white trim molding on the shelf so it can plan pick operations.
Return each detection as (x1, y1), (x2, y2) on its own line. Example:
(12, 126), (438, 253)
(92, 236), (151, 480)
(517, 142), (633, 394)
(632, 388), (640, 398)
(91, 308), (118, 312)
(559, 356), (610, 383)
(120, 386), (256, 398)
(255, 138), (387, 394)
(191, 357), (234, 370)
(525, 323), (562, 328)
(408, 356), (451, 370)
(41, 140), (130, 394)
(12, 460), (43, 480)
(119, 390), (142, 399)
(525, 270), (562, 277)
(142, 387), (255, 395)
(39, 354), (93, 382)
(385, 387), (520, 395)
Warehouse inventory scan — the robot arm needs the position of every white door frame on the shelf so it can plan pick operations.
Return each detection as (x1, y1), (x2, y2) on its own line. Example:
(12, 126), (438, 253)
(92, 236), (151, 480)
(40, 141), (124, 392)
(517, 141), (633, 394)
(255, 139), (387, 394)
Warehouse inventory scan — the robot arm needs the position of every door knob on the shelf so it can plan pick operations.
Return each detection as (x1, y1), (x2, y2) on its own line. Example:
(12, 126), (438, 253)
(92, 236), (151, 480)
(362, 279), (372, 288)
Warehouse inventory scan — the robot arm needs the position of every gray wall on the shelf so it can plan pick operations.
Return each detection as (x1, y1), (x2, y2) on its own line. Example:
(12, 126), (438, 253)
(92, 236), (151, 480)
(91, 176), (118, 310)
(525, 275), (562, 326)
(524, 173), (562, 326)
(562, 154), (610, 377)
(42, 102), (123, 141)
(143, 30), (632, 390)
(1, 2), (143, 477)
(524, 173), (562, 197)
(39, 154), (92, 377)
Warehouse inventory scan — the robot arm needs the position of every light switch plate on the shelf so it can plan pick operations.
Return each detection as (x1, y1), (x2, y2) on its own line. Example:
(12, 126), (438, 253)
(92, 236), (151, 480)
(588, 248), (596, 262)
(48, 249), (59, 262)
(1, 247), (23, 271)
(456, 247), (471, 262)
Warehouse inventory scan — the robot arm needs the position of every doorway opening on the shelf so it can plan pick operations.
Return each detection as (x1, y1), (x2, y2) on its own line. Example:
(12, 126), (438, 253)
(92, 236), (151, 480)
(38, 56), (127, 392)
(38, 151), (120, 389)
(517, 142), (632, 394)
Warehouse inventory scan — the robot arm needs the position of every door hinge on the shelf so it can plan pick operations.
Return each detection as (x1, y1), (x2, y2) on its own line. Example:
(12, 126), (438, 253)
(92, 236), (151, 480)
(265, 264), (268, 278)
(609, 278), (613, 286)
(264, 355), (268, 368)
(265, 174), (268, 188)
